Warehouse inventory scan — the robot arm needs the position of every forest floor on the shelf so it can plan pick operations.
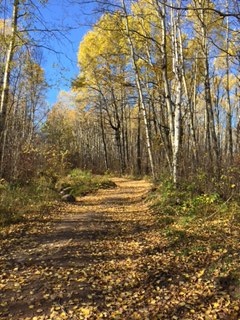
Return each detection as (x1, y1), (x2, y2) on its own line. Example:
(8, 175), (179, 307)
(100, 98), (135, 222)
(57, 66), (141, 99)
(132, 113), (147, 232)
(0, 178), (239, 320)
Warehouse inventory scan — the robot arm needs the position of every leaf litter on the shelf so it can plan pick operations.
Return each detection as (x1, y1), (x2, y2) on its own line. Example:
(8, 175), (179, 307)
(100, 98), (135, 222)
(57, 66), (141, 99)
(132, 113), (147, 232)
(0, 178), (239, 319)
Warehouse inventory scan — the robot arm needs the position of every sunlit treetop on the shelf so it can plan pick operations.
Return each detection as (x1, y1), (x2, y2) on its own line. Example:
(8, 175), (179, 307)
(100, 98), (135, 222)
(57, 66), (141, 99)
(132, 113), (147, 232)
(77, 12), (129, 90)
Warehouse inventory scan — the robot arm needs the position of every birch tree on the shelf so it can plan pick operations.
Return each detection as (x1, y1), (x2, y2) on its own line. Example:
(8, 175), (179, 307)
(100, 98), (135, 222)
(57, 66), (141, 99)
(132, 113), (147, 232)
(0, 0), (19, 171)
(121, 0), (156, 179)
(187, 0), (226, 173)
(170, 4), (183, 185)
(0, 0), (52, 180)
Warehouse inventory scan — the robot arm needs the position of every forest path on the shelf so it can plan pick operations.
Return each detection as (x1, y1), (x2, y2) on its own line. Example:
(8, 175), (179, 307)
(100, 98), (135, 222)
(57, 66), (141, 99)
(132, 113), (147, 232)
(1, 178), (240, 319)
(1, 177), (162, 320)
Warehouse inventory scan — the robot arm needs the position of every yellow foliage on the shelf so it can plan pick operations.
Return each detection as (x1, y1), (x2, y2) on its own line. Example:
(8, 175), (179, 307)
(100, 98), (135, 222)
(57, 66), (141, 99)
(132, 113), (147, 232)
(78, 12), (127, 75)
(187, 0), (224, 32)
(0, 19), (11, 35)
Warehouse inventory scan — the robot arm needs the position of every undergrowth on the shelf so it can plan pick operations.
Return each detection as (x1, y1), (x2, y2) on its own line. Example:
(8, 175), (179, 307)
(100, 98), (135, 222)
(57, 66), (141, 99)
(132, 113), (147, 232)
(150, 178), (240, 305)
(55, 169), (116, 196)
(0, 169), (116, 227)
(0, 177), (58, 227)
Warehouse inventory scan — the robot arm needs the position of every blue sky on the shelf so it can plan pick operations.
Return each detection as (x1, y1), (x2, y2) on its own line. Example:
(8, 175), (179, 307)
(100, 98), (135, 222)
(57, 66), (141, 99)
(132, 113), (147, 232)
(39, 0), (96, 106)
(1, 0), (104, 106)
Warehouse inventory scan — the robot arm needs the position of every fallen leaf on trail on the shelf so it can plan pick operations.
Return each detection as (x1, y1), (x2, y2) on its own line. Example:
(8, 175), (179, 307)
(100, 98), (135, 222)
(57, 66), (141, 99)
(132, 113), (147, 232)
(0, 178), (239, 319)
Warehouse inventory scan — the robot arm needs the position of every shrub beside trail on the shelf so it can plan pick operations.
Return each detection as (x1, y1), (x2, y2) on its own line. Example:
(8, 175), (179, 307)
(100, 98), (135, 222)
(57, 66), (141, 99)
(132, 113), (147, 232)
(0, 170), (116, 227)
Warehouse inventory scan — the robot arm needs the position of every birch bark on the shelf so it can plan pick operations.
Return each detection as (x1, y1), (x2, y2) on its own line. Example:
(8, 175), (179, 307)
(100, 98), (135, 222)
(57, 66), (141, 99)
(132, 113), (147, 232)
(121, 0), (156, 179)
(0, 0), (19, 175)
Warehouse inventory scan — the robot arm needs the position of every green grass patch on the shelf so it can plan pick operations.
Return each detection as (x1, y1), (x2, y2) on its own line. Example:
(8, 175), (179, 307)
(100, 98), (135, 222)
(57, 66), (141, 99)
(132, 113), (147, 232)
(0, 169), (117, 227)
(0, 177), (58, 227)
(56, 169), (116, 197)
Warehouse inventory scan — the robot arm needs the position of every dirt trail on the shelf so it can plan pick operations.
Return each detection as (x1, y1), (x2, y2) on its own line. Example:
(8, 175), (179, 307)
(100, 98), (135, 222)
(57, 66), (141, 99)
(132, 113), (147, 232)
(1, 178), (240, 319)
(0, 178), (156, 320)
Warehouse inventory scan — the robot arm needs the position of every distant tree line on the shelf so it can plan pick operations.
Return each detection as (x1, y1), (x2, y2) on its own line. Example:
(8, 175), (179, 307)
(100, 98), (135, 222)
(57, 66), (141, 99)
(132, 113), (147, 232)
(1, 0), (240, 197)
(44, 0), (240, 194)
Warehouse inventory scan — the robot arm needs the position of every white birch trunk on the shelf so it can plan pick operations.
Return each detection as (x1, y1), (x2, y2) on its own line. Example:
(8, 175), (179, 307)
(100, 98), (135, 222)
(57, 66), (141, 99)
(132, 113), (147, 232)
(171, 5), (182, 185)
(225, 14), (233, 162)
(0, 0), (19, 175)
(121, 0), (156, 179)
(0, 0), (19, 133)
(153, 0), (174, 152)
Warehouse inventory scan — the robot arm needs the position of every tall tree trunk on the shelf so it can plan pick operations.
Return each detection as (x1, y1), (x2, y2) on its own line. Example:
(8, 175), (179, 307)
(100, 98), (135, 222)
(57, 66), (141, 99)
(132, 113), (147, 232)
(171, 6), (182, 186)
(136, 105), (142, 176)
(200, 5), (220, 174)
(0, 0), (19, 176)
(179, 28), (198, 164)
(154, 0), (174, 153)
(225, 15), (233, 163)
(111, 88), (126, 174)
(99, 100), (109, 171)
(172, 80), (182, 185)
(121, 0), (156, 179)
(190, 53), (199, 164)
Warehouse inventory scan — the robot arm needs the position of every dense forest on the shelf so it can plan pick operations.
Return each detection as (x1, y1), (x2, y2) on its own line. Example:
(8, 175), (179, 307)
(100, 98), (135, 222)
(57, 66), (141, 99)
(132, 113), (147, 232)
(0, 0), (239, 181)
(1, 0), (239, 193)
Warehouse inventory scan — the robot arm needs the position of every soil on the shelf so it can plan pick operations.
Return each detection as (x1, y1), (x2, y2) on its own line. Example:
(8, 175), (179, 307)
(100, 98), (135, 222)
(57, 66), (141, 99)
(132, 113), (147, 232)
(1, 177), (239, 319)
(0, 178), (153, 320)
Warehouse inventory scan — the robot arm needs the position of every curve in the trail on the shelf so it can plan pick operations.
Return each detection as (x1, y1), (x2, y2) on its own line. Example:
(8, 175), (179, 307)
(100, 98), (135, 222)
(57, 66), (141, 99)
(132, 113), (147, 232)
(0, 178), (155, 319)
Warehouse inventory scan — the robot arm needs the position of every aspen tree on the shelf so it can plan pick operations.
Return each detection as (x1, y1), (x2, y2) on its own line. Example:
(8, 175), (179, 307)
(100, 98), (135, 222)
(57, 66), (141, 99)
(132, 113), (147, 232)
(121, 0), (156, 179)
(0, 0), (19, 175)
(170, 3), (182, 185)
(224, 7), (233, 162)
